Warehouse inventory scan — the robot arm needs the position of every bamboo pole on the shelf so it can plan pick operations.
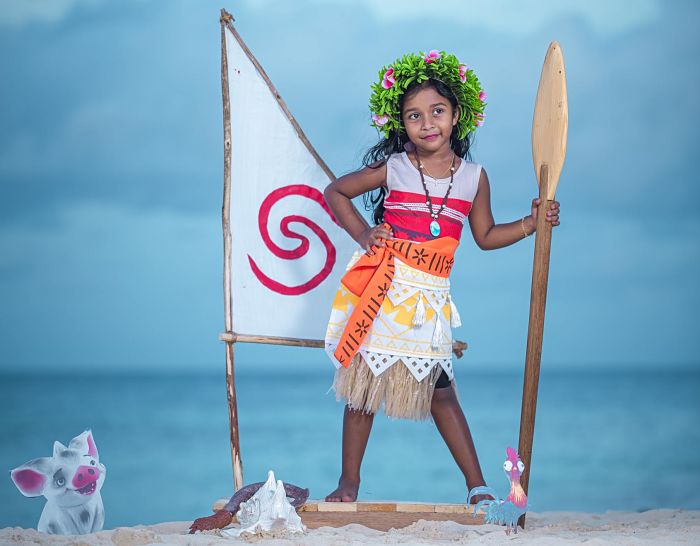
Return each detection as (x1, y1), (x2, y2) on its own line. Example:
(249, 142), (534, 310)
(220, 8), (243, 493)
(517, 164), (553, 528)
(218, 332), (469, 357)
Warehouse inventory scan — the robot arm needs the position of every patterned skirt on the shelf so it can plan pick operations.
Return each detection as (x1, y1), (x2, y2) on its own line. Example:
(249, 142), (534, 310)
(324, 247), (462, 420)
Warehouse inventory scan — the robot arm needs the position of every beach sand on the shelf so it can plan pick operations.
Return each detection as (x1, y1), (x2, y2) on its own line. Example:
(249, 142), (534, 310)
(1, 510), (698, 545)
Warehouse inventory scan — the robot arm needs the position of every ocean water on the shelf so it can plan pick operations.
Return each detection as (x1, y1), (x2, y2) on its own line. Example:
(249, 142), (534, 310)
(1, 368), (699, 529)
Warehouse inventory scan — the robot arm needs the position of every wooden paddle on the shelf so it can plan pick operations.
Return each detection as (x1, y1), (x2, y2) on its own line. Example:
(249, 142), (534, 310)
(518, 41), (568, 528)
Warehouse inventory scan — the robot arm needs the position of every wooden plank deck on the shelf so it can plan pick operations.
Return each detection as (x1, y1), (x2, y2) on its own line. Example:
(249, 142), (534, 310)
(213, 499), (485, 531)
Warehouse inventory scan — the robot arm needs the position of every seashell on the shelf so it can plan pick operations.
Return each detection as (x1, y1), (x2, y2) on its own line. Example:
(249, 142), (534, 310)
(222, 470), (306, 537)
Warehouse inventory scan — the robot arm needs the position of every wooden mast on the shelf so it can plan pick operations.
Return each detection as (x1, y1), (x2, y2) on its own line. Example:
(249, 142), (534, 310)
(220, 8), (243, 493)
(518, 41), (568, 528)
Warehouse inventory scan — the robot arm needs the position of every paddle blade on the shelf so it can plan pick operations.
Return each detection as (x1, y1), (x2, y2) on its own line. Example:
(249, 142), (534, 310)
(532, 41), (568, 199)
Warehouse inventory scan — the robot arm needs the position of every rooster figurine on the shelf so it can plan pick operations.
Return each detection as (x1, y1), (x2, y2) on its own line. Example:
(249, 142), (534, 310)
(467, 447), (527, 534)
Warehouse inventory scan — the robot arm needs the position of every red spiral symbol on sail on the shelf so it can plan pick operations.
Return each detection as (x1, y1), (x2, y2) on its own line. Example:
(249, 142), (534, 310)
(248, 184), (340, 295)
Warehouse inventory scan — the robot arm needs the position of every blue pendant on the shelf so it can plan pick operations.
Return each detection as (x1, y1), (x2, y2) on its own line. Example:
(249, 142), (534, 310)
(430, 220), (441, 237)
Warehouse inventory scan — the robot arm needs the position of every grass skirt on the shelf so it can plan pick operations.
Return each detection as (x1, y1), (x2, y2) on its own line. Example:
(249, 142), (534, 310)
(331, 353), (448, 421)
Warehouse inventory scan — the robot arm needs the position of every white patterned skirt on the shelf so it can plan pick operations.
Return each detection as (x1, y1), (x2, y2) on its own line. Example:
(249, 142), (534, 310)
(324, 248), (462, 420)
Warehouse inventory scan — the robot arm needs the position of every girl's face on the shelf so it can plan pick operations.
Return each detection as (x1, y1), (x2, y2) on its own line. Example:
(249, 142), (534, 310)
(401, 86), (459, 154)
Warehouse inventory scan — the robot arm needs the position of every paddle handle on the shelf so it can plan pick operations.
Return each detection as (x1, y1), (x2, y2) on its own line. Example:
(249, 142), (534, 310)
(518, 163), (555, 528)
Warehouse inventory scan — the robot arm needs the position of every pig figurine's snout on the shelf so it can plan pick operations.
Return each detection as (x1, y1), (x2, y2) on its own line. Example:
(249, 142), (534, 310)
(72, 464), (100, 494)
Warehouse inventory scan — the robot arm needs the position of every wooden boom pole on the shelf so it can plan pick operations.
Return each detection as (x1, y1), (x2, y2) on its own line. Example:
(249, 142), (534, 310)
(518, 41), (568, 528)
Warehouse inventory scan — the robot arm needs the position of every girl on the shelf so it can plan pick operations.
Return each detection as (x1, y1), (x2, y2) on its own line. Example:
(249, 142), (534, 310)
(323, 50), (560, 503)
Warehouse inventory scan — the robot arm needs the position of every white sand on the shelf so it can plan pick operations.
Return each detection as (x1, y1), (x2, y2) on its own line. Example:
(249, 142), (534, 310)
(1, 510), (698, 545)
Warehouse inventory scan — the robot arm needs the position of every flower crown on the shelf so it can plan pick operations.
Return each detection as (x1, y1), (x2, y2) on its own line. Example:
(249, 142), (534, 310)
(369, 49), (486, 140)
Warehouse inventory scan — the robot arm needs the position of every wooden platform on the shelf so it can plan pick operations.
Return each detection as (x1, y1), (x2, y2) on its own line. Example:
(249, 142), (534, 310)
(213, 499), (485, 531)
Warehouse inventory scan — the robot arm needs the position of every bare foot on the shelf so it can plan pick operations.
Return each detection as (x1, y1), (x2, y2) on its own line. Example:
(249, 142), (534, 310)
(325, 477), (359, 502)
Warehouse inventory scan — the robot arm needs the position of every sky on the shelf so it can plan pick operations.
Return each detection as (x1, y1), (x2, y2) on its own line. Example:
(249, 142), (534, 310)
(0, 0), (698, 373)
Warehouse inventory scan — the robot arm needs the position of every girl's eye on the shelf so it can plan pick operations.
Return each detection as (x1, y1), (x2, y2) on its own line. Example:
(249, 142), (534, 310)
(408, 113), (419, 120)
(433, 108), (444, 115)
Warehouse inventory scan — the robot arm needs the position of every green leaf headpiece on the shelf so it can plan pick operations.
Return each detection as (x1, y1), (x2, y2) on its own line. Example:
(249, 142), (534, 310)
(369, 49), (486, 140)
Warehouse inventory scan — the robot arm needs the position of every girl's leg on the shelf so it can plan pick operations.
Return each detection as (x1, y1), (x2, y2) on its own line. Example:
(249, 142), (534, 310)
(325, 405), (374, 502)
(430, 384), (491, 501)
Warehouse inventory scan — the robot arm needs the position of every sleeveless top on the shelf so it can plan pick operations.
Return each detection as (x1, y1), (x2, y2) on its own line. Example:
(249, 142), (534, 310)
(384, 151), (482, 242)
(324, 152), (482, 382)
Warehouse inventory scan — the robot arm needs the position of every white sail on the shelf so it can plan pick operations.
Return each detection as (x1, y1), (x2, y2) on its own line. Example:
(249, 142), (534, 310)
(224, 26), (356, 339)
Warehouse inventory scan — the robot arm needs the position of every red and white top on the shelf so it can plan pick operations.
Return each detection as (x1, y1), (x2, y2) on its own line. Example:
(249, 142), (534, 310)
(384, 152), (482, 242)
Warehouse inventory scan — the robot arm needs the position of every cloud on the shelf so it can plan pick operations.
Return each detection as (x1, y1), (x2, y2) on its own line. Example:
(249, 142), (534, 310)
(251, 0), (661, 36)
(0, 0), (223, 225)
(0, 0), (104, 27)
(1, 0), (698, 370)
(1, 0), (697, 226)
(0, 200), (223, 369)
(2, 198), (696, 371)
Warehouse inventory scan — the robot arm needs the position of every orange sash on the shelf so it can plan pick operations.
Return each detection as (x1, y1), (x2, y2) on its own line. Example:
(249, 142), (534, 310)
(334, 235), (458, 367)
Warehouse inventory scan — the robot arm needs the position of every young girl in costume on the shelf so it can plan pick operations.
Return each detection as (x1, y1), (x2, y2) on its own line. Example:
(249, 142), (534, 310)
(323, 50), (561, 503)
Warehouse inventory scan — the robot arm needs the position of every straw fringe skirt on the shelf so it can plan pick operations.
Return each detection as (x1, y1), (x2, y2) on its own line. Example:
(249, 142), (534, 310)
(326, 250), (460, 421)
(331, 353), (453, 421)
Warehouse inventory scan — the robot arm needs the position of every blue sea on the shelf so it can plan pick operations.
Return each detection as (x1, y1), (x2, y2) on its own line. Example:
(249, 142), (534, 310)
(2, 368), (699, 529)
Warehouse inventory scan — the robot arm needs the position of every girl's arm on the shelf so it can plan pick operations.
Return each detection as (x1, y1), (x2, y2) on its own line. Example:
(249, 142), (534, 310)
(468, 168), (560, 251)
(324, 162), (393, 255)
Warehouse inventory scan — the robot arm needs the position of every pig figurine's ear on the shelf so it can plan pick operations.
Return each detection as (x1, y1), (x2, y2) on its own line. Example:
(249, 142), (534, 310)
(68, 430), (98, 459)
(11, 458), (52, 497)
(53, 441), (67, 458)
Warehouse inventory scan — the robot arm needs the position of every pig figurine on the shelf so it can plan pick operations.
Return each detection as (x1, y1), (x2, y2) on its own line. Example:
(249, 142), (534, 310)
(10, 430), (106, 534)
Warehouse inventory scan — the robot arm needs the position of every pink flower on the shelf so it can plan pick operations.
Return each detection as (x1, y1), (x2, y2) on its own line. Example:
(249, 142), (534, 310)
(424, 49), (441, 64)
(458, 64), (468, 82)
(475, 113), (485, 127)
(372, 113), (389, 126)
(381, 67), (395, 89)
(479, 90), (487, 102)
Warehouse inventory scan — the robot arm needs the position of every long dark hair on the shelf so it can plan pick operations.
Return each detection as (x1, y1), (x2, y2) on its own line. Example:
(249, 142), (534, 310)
(362, 78), (474, 225)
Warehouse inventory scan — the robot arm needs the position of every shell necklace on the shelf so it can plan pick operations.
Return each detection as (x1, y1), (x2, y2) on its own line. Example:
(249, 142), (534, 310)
(415, 150), (456, 237)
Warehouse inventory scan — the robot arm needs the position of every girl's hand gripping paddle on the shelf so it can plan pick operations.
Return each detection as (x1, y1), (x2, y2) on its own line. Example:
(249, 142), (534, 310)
(518, 41), (568, 528)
